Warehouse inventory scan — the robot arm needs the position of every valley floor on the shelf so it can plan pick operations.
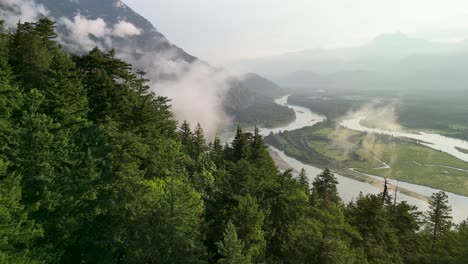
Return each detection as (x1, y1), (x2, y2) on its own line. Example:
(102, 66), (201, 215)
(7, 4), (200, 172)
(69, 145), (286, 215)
(265, 123), (468, 197)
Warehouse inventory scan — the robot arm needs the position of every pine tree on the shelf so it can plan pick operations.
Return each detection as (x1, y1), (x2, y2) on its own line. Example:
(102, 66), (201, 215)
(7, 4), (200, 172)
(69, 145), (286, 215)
(179, 121), (194, 153)
(230, 126), (250, 161)
(298, 168), (310, 195)
(346, 193), (402, 264)
(210, 137), (224, 167)
(0, 21), (10, 78)
(250, 127), (267, 161)
(232, 195), (266, 263)
(311, 169), (340, 205)
(0, 160), (41, 264)
(0, 30), (41, 261)
(193, 123), (208, 157)
(425, 191), (453, 240)
(73, 48), (136, 123)
(34, 18), (58, 50)
(452, 220), (468, 263)
(388, 201), (423, 263)
(216, 221), (251, 264)
(267, 169), (311, 263)
(10, 21), (55, 90)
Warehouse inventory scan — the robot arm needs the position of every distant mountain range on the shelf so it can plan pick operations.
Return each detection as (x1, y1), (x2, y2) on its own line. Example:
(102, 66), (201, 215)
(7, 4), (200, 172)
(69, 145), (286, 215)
(236, 33), (468, 92)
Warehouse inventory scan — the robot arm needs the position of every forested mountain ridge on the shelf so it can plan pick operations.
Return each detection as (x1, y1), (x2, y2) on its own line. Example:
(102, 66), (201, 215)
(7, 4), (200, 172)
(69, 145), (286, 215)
(7, 0), (293, 129)
(0, 19), (468, 264)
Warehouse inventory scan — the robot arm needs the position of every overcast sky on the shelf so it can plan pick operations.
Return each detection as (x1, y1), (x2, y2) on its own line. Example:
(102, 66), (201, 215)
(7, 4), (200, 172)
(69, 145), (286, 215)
(124, 0), (468, 65)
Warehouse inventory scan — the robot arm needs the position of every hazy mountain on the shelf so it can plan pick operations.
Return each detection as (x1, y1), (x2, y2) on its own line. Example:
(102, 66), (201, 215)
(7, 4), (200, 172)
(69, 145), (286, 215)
(238, 33), (468, 92)
(238, 33), (454, 78)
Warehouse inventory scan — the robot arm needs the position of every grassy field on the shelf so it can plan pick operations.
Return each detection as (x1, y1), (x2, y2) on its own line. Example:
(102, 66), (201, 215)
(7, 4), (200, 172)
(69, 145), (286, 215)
(265, 123), (468, 196)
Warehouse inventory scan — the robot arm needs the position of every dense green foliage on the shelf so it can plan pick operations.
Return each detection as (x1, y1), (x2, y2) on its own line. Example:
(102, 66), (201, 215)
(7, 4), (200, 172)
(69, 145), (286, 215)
(1, 19), (468, 264)
(226, 74), (296, 129)
(288, 95), (362, 120)
(234, 100), (295, 128)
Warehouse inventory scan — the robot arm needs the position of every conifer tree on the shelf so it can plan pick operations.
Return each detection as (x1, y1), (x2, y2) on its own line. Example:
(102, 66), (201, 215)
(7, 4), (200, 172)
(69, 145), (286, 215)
(10, 21), (54, 90)
(267, 169), (311, 263)
(452, 220), (468, 263)
(311, 169), (340, 205)
(250, 127), (267, 161)
(0, 160), (41, 264)
(231, 195), (266, 263)
(193, 123), (208, 157)
(210, 137), (224, 167)
(217, 221), (251, 264)
(180, 121), (194, 153)
(425, 191), (452, 240)
(34, 18), (57, 50)
(298, 168), (310, 195)
(231, 126), (250, 161)
(346, 193), (401, 263)
(0, 31), (41, 261)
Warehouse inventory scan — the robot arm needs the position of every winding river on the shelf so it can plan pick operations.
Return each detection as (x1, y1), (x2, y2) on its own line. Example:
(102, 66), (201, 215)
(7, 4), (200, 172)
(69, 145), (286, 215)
(261, 95), (468, 223)
(341, 117), (468, 162)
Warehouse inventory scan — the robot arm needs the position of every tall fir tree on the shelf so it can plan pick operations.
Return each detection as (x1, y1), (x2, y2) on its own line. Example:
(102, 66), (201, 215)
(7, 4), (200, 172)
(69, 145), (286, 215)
(424, 191), (453, 240)
(216, 221), (251, 264)
(311, 168), (340, 206)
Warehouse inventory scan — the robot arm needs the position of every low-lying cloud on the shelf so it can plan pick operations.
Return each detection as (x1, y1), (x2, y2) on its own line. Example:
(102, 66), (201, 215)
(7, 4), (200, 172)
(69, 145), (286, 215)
(1, 1), (234, 139)
(331, 101), (403, 166)
(60, 14), (111, 51)
(112, 20), (142, 38)
(62, 13), (234, 138)
(0, 0), (48, 27)
(346, 102), (402, 132)
(119, 47), (233, 139)
(59, 14), (143, 51)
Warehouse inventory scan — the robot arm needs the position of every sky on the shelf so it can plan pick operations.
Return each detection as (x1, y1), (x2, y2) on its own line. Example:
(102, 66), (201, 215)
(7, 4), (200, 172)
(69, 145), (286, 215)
(124, 0), (468, 64)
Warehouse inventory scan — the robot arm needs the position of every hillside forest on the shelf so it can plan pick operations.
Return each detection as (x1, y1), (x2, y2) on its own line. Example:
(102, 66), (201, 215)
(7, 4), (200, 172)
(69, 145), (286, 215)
(1, 19), (468, 264)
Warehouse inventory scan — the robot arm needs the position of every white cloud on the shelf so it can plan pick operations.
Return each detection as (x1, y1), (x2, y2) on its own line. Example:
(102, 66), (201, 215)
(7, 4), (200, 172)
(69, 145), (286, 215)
(155, 62), (233, 139)
(59, 14), (111, 51)
(0, 0), (49, 27)
(59, 15), (143, 51)
(119, 47), (233, 139)
(111, 20), (141, 38)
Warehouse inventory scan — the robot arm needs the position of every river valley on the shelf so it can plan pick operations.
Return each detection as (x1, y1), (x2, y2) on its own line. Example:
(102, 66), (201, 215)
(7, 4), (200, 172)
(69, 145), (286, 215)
(263, 95), (468, 223)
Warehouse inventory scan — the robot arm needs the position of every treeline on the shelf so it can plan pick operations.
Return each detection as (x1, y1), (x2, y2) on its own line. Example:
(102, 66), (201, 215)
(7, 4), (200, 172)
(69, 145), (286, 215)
(287, 94), (362, 120)
(1, 19), (467, 264)
(234, 100), (296, 128)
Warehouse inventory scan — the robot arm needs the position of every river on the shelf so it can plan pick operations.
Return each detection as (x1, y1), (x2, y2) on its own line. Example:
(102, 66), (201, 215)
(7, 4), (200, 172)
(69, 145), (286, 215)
(341, 117), (468, 162)
(261, 95), (468, 223)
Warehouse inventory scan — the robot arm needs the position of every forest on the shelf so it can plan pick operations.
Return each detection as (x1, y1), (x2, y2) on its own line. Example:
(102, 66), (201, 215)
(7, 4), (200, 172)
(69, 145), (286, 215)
(1, 19), (468, 264)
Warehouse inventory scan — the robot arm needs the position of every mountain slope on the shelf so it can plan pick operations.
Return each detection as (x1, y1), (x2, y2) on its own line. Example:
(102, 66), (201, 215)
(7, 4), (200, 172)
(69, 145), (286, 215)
(7, 0), (294, 132)
(37, 0), (196, 62)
